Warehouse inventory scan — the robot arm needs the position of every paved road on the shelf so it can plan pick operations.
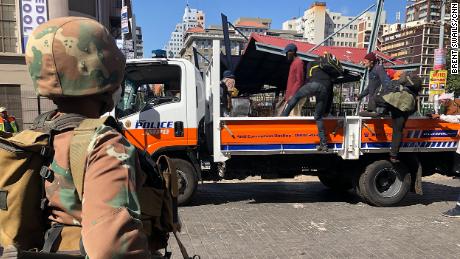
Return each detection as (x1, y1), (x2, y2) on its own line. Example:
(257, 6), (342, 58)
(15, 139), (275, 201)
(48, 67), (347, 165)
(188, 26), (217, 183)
(169, 175), (460, 259)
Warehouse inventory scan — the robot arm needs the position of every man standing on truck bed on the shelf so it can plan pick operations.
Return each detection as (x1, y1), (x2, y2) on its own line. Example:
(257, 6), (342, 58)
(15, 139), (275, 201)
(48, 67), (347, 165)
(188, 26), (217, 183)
(283, 43), (305, 116)
(358, 52), (391, 114)
(281, 55), (334, 152)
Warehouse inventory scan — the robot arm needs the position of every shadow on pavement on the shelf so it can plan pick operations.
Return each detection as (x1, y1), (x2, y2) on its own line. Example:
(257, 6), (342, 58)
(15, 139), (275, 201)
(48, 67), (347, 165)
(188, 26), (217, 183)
(185, 180), (460, 207)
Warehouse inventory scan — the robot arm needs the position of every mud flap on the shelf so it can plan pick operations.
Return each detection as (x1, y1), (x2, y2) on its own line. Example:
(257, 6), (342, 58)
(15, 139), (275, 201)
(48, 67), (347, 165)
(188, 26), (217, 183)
(414, 156), (423, 195)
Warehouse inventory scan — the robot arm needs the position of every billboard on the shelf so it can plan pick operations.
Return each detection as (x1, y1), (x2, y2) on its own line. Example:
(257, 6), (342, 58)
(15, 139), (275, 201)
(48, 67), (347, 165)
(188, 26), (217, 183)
(121, 6), (129, 34)
(20, 0), (48, 53)
(429, 69), (447, 96)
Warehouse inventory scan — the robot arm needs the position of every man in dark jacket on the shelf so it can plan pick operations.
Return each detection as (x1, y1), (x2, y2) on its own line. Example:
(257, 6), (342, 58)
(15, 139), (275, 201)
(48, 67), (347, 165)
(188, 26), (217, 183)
(358, 52), (391, 112)
(281, 57), (333, 152)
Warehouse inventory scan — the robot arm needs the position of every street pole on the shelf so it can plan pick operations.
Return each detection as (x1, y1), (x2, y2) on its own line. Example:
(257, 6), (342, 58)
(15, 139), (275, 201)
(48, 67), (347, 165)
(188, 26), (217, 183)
(439, 0), (446, 50)
(355, 0), (385, 115)
(434, 0), (446, 114)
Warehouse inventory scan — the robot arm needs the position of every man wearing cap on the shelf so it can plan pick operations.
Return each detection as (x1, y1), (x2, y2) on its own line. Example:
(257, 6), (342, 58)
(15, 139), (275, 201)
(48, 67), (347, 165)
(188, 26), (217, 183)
(221, 70), (237, 116)
(431, 93), (460, 218)
(358, 52), (391, 113)
(283, 43), (305, 116)
(0, 107), (18, 133)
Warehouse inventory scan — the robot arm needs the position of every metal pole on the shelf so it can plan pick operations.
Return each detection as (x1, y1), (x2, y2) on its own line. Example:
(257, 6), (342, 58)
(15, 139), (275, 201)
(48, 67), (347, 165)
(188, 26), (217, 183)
(37, 96), (41, 115)
(221, 13), (234, 72)
(434, 0), (446, 114)
(227, 22), (249, 41)
(307, 3), (376, 53)
(439, 0), (446, 49)
(355, 0), (385, 115)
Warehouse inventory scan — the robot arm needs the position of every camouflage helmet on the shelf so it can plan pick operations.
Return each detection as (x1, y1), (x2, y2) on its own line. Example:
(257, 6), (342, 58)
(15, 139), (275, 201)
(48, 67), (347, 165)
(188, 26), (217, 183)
(25, 17), (125, 98)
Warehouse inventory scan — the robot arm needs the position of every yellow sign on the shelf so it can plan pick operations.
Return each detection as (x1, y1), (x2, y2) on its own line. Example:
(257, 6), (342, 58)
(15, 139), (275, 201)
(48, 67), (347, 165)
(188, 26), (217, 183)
(429, 70), (447, 96)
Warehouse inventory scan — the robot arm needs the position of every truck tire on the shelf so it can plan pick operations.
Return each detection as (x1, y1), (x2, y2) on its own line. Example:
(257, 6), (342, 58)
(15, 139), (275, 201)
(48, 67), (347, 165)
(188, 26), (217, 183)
(171, 158), (198, 205)
(318, 174), (353, 191)
(358, 160), (411, 206)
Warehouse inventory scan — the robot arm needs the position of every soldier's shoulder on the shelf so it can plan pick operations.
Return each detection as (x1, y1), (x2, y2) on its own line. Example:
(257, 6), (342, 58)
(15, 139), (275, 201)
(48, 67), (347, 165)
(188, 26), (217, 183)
(87, 125), (133, 153)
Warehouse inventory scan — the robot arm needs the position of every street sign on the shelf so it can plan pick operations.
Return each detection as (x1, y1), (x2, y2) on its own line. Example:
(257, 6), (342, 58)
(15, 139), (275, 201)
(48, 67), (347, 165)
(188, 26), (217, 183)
(429, 69), (447, 96)
(121, 6), (129, 34)
(434, 48), (446, 70)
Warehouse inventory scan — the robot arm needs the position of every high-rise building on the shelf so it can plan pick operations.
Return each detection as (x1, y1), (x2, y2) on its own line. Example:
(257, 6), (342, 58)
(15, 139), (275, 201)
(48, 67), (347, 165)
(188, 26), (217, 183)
(0, 0), (124, 128)
(381, 0), (451, 93)
(357, 11), (387, 49)
(165, 4), (205, 58)
(282, 2), (384, 48)
(406, 0), (445, 23)
(282, 17), (304, 34)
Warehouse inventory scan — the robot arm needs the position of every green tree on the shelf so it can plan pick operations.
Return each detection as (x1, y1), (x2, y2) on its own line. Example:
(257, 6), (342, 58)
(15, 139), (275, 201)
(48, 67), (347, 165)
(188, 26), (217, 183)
(446, 50), (460, 95)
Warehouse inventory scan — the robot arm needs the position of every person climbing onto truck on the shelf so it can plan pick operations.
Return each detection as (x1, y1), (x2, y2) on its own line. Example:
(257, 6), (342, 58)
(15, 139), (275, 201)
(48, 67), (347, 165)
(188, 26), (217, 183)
(378, 71), (421, 163)
(358, 52), (391, 114)
(281, 54), (336, 152)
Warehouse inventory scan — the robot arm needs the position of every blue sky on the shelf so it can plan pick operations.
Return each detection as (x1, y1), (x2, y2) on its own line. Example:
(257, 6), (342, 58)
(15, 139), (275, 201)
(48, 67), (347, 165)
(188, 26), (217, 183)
(134, 0), (408, 57)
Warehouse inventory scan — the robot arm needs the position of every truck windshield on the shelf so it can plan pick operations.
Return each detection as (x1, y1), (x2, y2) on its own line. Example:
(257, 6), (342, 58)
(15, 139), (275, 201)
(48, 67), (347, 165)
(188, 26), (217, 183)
(115, 64), (182, 118)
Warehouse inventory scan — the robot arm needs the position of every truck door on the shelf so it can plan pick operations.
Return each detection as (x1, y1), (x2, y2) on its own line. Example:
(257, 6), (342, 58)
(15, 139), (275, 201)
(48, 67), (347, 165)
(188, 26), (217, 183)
(115, 61), (189, 155)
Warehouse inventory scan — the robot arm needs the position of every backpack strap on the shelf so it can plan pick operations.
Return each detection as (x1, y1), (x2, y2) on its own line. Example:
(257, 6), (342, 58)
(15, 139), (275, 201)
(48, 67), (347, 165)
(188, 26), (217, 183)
(69, 116), (119, 200)
(309, 65), (320, 77)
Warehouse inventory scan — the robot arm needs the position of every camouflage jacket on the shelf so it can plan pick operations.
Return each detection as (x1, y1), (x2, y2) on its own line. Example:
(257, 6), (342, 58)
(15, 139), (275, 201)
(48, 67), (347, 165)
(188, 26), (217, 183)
(46, 123), (150, 258)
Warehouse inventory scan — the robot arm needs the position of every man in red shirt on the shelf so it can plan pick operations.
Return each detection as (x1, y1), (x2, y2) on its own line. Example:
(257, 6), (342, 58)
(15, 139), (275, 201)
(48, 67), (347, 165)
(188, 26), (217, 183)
(283, 43), (305, 116)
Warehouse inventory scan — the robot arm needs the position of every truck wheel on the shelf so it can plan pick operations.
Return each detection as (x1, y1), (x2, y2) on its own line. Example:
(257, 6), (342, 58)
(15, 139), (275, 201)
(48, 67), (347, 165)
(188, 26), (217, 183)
(358, 160), (411, 206)
(318, 174), (353, 191)
(171, 158), (198, 205)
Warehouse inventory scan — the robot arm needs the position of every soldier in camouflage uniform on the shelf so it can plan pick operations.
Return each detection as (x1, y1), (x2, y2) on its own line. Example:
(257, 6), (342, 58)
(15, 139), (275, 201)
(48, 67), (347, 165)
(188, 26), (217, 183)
(25, 17), (151, 258)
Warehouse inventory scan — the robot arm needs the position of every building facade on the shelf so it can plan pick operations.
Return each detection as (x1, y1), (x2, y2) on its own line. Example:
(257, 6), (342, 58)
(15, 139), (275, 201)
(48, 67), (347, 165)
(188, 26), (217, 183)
(357, 11), (387, 49)
(282, 2), (384, 48)
(380, 21), (450, 89)
(380, 0), (451, 93)
(164, 5), (205, 58)
(180, 26), (246, 72)
(234, 18), (271, 37)
(0, 0), (123, 128)
(282, 17), (304, 34)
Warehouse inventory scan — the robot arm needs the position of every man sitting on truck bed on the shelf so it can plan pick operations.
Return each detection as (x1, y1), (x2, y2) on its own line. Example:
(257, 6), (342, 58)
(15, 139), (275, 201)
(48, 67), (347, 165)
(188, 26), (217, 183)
(281, 55), (334, 152)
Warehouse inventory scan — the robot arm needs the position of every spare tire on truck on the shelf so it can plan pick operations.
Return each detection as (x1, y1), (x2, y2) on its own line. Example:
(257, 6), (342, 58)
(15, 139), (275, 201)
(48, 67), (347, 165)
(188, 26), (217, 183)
(358, 160), (411, 206)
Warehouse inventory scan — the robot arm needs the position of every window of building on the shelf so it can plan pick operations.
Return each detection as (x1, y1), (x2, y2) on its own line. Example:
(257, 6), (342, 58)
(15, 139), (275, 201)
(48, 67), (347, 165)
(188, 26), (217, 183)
(115, 0), (122, 9)
(69, 0), (97, 17)
(0, 0), (17, 53)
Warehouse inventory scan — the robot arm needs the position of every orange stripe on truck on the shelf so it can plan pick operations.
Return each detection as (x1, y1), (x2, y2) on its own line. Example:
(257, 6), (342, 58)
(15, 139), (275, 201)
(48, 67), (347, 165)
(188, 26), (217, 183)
(221, 119), (344, 145)
(123, 128), (198, 154)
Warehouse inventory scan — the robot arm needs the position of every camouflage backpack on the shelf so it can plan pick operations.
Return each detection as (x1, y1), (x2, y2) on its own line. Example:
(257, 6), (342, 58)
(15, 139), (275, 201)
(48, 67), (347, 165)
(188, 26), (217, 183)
(0, 112), (183, 258)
